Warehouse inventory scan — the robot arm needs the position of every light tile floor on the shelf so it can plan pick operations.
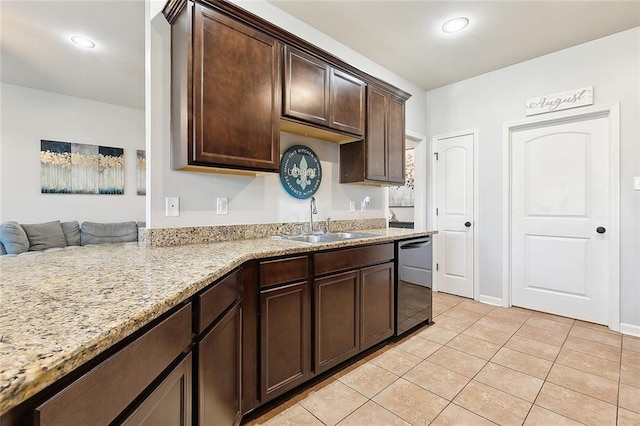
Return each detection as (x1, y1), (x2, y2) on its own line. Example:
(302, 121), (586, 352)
(246, 292), (640, 426)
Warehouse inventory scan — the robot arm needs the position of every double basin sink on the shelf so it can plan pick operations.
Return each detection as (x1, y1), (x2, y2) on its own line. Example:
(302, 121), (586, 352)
(282, 231), (378, 244)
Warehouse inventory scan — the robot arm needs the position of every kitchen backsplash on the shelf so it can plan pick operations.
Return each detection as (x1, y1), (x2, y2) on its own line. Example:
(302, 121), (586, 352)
(139, 218), (387, 247)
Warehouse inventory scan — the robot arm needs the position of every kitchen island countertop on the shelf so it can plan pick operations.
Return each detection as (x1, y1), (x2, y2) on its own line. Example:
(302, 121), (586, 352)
(0, 227), (434, 416)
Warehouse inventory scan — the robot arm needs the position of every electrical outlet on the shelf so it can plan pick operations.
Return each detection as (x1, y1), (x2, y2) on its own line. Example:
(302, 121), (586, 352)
(349, 200), (356, 212)
(634, 176), (640, 191)
(165, 197), (179, 217)
(217, 197), (229, 215)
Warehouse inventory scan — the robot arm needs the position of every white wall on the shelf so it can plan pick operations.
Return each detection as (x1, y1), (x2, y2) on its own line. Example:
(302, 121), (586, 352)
(148, 1), (427, 228)
(0, 83), (145, 223)
(426, 28), (640, 329)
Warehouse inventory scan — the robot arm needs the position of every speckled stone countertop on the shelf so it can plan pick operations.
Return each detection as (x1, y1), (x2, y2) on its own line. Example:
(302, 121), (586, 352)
(0, 228), (433, 416)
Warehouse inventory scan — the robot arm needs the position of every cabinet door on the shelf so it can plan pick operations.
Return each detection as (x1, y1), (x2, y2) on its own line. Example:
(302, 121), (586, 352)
(360, 262), (395, 351)
(260, 281), (311, 402)
(284, 46), (330, 127)
(387, 97), (406, 185)
(34, 305), (191, 426)
(122, 354), (192, 426)
(199, 303), (243, 426)
(365, 86), (388, 182)
(330, 69), (365, 136)
(193, 4), (281, 171)
(314, 271), (360, 374)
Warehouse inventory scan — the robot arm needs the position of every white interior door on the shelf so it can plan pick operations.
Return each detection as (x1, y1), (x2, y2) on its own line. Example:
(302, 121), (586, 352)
(434, 133), (474, 298)
(511, 114), (610, 324)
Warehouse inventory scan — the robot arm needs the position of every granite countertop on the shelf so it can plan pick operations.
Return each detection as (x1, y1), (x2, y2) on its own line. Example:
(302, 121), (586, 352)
(0, 228), (433, 416)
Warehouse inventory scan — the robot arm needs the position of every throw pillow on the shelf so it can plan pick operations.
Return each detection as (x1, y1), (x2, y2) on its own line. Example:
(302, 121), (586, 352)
(81, 221), (138, 245)
(22, 221), (68, 251)
(0, 221), (30, 254)
(61, 221), (81, 246)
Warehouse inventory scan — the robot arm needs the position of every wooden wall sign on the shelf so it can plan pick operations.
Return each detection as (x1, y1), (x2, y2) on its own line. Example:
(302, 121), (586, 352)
(525, 86), (594, 116)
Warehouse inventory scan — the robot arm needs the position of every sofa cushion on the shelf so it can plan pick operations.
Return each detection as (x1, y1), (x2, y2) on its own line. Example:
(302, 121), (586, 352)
(22, 221), (68, 251)
(61, 221), (81, 246)
(81, 221), (138, 245)
(0, 221), (30, 254)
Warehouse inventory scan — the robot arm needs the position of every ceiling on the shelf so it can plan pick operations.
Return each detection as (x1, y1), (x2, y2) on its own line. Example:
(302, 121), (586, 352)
(1, 0), (144, 109)
(0, 1), (638, 109)
(268, 1), (640, 91)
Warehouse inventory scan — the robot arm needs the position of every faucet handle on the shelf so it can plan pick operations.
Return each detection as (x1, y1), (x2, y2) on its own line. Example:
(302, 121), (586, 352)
(325, 217), (331, 233)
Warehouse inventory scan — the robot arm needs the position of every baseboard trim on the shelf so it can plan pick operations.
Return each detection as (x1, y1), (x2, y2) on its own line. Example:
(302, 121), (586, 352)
(619, 322), (640, 337)
(476, 294), (503, 306)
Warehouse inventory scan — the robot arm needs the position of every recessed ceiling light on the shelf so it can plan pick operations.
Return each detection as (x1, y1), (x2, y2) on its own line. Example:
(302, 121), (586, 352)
(442, 17), (469, 34)
(70, 35), (96, 49)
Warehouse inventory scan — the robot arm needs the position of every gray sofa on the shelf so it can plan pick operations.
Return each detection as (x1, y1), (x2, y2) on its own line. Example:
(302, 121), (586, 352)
(0, 220), (143, 257)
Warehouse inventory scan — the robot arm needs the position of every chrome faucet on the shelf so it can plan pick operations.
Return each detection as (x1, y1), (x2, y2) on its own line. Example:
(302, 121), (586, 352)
(309, 196), (317, 233)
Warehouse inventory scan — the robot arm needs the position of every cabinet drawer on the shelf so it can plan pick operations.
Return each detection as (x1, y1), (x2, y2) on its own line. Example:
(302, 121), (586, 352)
(260, 256), (308, 288)
(198, 269), (242, 334)
(314, 243), (393, 276)
(35, 304), (192, 426)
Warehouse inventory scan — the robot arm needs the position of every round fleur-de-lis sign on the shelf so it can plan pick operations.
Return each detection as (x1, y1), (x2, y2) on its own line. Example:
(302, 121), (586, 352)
(279, 145), (322, 199)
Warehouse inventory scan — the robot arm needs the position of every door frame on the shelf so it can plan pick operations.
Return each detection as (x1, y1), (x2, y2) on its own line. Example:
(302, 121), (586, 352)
(502, 103), (620, 331)
(430, 128), (479, 301)
(407, 130), (427, 231)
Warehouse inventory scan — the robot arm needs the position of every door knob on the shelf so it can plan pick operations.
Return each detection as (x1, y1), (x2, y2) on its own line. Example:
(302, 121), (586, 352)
(596, 227), (606, 234)
(464, 221), (472, 228)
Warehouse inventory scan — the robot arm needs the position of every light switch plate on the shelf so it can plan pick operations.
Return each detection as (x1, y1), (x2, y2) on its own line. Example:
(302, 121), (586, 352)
(165, 197), (179, 217)
(217, 197), (229, 215)
(634, 176), (640, 191)
(349, 200), (356, 212)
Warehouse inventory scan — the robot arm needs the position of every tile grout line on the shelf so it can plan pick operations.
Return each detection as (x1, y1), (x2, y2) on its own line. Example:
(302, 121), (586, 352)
(254, 295), (638, 425)
(444, 309), (531, 424)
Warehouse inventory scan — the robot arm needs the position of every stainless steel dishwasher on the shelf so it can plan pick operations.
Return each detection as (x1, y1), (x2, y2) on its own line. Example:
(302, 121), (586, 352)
(395, 237), (433, 336)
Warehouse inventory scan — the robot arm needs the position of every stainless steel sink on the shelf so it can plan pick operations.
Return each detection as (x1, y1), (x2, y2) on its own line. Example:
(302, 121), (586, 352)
(283, 231), (377, 243)
(328, 232), (377, 240)
(284, 234), (325, 243)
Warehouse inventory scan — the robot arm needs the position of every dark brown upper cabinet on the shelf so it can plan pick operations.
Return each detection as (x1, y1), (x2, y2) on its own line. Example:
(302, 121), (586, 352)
(164, 0), (410, 176)
(168, 1), (282, 174)
(283, 47), (330, 128)
(340, 84), (406, 185)
(283, 46), (365, 140)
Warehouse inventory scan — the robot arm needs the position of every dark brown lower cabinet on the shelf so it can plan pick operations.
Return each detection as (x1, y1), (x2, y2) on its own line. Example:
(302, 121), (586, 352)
(360, 262), (395, 351)
(122, 354), (192, 426)
(260, 281), (311, 402)
(33, 305), (192, 426)
(3, 247), (396, 426)
(198, 302), (243, 426)
(314, 271), (360, 374)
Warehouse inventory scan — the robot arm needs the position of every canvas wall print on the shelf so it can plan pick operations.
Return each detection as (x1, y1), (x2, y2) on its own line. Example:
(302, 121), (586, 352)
(389, 148), (415, 207)
(136, 150), (146, 196)
(40, 140), (124, 194)
(98, 146), (124, 194)
(40, 140), (72, 193)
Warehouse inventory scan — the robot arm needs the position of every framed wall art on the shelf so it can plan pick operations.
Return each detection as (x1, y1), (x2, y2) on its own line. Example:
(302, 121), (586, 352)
(40, 140), (124, 194)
